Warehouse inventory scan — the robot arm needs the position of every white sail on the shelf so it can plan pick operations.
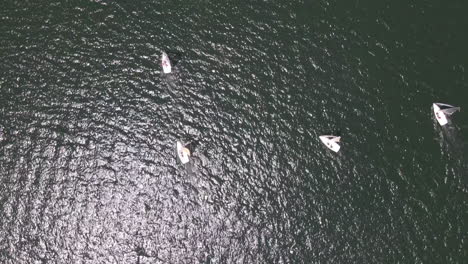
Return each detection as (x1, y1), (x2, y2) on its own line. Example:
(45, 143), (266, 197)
(441, 107), (460, 116)
(435, 103), (456, 108)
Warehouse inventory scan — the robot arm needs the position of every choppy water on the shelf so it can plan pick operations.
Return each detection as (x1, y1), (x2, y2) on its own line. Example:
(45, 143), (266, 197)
(1, 0), (468, 263)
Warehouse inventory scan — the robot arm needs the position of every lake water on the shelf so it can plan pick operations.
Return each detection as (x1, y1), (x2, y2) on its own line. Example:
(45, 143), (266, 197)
(1, 0), (468, 263)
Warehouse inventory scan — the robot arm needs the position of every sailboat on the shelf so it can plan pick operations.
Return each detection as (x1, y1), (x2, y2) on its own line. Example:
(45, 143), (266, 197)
(177, 141), (190, 164)
(319, 135), (341, 152)
(161, 52), (172, 74)
(433, 103), (460, 126)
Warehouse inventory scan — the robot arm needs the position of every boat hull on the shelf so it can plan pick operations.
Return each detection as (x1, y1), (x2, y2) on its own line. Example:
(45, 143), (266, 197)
(161, 52), (171, 74)
(433, 103), (448, 126)
(177, 141), (190, 164)
(319, 136), (340, 152)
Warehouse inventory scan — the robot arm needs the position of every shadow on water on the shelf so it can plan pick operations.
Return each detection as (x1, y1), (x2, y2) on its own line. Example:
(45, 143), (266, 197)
(165, 51), (183, 67)
(184, 140), (198, 177)
(184, 139), (199, 153)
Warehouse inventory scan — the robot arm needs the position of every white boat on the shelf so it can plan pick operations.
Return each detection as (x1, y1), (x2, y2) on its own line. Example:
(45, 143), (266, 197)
(177, 141), (190, 164)
(433, 103), (460, 126)
(161, 52), (171, 74)
(319, 135), (341, 152)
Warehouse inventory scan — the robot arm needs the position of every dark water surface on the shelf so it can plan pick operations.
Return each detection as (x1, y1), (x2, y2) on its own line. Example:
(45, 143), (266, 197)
(1, 0), (468, 263)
